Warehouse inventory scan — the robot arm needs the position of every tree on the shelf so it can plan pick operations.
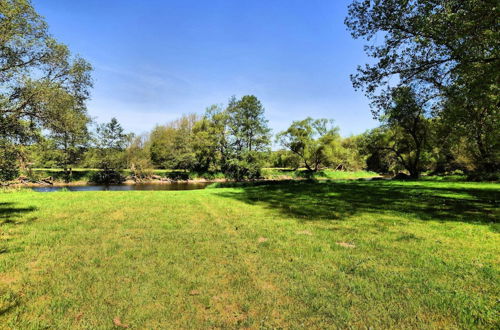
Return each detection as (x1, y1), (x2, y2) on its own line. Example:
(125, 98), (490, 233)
(227, 96), (270, 153)
(149, 97), (271, 180)
(276, 118), (340, 172)
(24, 136), (59, 169)
(267, 150), (301, 169)
(191, 105), (229, 173)
(430, 117), (477, 174)
(380, 86), (430, 178)
(359, 128), (400, 174)
(149, 114), (198, 170)
(149, 125), (175, 168)
(333, 135), (366, 171)
(91, 118), (130, 183)
(345, 0), (498, 97)
(345, 0), (499, 174)
(357, 86), (432, 179)
(0, 141), (19, 181)
(47, 108), (90, 182)
(225, 95), (271, 179)
(126, 134), (152, 181)
(440, 83), (499, 174)
(0, 0), (92, 179)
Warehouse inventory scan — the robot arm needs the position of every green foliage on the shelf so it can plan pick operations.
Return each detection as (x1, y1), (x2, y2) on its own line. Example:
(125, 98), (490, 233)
(88, 170), (125, 185)
(260, 168), (377, 181)
(24, 168), (98, 183)
(191, 105), (229, 173)
(185, 96), (271, 180)
(0, 141), (19, 181)
(345, 0), (498, 102)
(226, 95), (271, 153)
(345, 0), (499, 177)
(35, 95), (270, 182)
(360, 128), (399, 174)
(149, 114), (198, 170)
(24, 138), (60, 169)
(47, 108), (90, 182)
(440, 88), (499, 175)
(86, 118), (130, 183)
(267, 150), (301, 169)
(126, 134), (153, 180)
(336, 135), (366, 171)
(276, 117), (340, 171)
(224, 95), (271, 179)
(380, 86), (431, 178)
(224, 155), (263, 180)
(0, 0), (92, 177)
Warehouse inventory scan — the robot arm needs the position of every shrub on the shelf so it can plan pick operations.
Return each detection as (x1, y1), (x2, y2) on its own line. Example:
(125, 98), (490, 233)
(0, 144), (19, 181)
(89, 170), (125, 184)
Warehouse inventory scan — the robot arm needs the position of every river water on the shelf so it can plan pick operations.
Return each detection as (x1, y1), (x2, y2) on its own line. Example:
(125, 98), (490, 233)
(33, 182), (210, 192)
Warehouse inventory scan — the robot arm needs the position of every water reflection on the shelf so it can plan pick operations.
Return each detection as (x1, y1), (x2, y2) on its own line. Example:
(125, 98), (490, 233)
(33, 182), (210, 192)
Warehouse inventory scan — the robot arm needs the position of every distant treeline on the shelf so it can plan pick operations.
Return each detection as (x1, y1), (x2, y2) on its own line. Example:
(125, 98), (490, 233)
(19, 95), (368, 182)
(16, 92), (496, 183)
(1, 0), (498, 183)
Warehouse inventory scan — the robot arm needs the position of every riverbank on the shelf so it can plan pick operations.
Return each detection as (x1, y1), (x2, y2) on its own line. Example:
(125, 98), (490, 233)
(5, 168), (381, 187)
(7, 178), (229, 188)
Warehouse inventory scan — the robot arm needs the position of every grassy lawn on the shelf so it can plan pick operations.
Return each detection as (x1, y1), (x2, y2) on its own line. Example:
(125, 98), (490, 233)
(261, 168), (379, 180)
(0, 180), (499, 328)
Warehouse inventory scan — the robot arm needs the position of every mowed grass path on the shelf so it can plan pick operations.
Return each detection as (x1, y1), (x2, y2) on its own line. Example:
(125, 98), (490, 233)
(0, 181), (499, 328)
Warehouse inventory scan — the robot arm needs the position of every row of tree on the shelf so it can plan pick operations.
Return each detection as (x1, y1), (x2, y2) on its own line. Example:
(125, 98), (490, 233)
(19, 89), (492, 182)
(1, 0), (498, 182)
(21, 95), (365, 181)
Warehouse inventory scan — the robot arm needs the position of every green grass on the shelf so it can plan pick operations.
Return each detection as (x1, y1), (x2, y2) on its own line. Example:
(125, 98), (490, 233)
(1, 180), (499, 328)
(261, 168), (379, 180)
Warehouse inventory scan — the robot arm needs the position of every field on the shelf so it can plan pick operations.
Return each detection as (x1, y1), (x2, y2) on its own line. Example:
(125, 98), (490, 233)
(1, 180), (499, 328)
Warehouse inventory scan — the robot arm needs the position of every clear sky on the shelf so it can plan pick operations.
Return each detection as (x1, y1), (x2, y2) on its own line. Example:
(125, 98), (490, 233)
(32, 0), (378, 136)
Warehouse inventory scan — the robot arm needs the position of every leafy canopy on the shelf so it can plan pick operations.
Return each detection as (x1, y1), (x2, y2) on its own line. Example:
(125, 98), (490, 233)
(1, 0), (92, 179)
(277, 118), (340, 171)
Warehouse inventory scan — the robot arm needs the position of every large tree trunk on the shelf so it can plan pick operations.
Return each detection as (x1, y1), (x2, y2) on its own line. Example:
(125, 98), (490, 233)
(408, 149), (421, 179)
(64, 167), (71, 183)
(408, 168), (420, 179)
(475, 131), (497, 173)
(303, 161), (314, 172)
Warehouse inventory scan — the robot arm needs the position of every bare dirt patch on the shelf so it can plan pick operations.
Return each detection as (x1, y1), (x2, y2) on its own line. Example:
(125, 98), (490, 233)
(113, 317), (129, 328)
(336, 242), (356, 248)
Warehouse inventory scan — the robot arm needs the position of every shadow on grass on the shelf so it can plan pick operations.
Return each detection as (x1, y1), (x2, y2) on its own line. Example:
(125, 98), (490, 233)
(214, 181), (499, 229)
(0, 202), (38, 225)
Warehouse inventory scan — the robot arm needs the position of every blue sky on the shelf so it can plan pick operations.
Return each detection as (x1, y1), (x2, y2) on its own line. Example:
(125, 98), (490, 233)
(33, 0), (378, 136)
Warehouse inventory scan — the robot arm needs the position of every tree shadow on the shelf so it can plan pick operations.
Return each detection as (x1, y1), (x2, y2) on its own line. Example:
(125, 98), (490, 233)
(214, 181), (499, 229)
(0, 202), (38, 226)
(0, 286), (20, 316)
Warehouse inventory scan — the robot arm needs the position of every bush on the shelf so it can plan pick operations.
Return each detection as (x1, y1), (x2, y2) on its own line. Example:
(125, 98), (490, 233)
(467, 171), (499, 182)
(90, 170), (125, 184)
(130, 167), (153, 181)
(0, 144), (19, 181)
(224, 159), (263, 180)
(188, 171), (226, 180)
